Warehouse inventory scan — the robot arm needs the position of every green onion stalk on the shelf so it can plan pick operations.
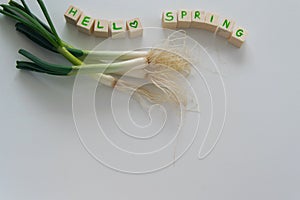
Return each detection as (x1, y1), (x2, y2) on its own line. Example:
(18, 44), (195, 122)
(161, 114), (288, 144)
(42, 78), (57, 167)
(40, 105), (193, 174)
(0, 0), (191, 105)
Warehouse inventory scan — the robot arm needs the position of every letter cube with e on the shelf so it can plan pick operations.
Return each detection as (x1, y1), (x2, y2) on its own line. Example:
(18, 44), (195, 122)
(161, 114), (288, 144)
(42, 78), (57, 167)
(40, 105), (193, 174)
(162, 11), (177, 29)
(64, 5), (82, 25)
(217, 17), (235, 39)
(94, 19), (109, 38)
(177, 10), (191, 28)
(76, 14), (95, 35)
(191, 10), (206, 29)
(126, 18), (143, 38)
(110, 20), (126, 39)
(228, 26), (248, 48)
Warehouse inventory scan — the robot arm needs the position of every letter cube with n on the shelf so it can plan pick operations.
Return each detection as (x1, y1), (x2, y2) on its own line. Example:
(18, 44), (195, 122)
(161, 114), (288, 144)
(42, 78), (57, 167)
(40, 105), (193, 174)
(217, 17), (235, 39)
(64, 5), (82, 25)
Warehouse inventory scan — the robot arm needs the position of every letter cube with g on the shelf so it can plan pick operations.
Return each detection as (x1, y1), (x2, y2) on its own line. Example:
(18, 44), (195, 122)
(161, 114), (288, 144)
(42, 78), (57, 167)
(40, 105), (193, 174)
(228, 26), (248, 48)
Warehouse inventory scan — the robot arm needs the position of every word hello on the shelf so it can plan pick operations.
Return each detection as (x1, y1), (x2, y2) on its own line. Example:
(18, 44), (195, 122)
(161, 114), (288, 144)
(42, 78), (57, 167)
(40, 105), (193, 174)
(162, 10), (248, 48)
(64, 5), (143, 38)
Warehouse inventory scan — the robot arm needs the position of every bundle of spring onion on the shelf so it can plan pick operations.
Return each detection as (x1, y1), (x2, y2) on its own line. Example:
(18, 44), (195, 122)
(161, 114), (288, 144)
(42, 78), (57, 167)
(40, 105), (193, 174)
(0, 0), (192, 106)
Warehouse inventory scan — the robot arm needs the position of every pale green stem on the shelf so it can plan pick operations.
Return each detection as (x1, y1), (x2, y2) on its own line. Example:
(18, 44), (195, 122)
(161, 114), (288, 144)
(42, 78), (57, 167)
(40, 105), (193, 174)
(57, 46), (83, 66)
(82, 50), (149, 61)
(70, 57), (148, 75)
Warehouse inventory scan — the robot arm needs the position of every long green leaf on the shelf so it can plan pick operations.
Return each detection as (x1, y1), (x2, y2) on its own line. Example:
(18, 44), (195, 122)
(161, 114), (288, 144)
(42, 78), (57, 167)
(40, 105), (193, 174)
(37, 0), (62, 46)
(18, 49), (73, 74)
(15, 23), (58, 53)
(17, 61), (68, 75)
(0, 4), (58, 48)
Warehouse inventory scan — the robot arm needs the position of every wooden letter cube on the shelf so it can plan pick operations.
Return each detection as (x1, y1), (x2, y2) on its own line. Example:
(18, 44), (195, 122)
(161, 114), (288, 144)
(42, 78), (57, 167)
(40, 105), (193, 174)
(126, 18), (143, 38)
(76, 14), (95, 35)
(110, 20), (126, 39)
(217, 17), (236, 39)
(203, 12), (220, 33)
(162, 11), (177, 29)
(191, 10), (206, 29)
(228, 26), (248, 48)
(64, 5), (82, 25)
(177, 9), (191, 28)
(93, 19), (109, 38)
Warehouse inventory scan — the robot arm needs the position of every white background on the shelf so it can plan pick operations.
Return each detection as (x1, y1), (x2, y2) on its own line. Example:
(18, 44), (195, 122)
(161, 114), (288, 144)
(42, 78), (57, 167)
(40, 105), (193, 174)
(0, 0), (299, 199)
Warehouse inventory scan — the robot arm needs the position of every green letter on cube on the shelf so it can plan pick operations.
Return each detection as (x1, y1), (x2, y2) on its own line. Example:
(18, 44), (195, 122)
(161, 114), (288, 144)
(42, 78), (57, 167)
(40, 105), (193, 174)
(97, 21), (104, 29)
(81, 16), (91, 26)
(236, 29), (244, 37)
(165, 12), (174, 21)
(194, 11), (201, 19)
(68, 7), (78, 16)
(222, 19), (231, 29)
(113, 22), (122, 30)
(181, 10), (187, 19)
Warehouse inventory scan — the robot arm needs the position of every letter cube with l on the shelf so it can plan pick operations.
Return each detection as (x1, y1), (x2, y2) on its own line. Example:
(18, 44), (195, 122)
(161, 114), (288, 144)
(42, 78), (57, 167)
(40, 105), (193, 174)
(110, 20), (126, 39)
(94, 19), (109, 38)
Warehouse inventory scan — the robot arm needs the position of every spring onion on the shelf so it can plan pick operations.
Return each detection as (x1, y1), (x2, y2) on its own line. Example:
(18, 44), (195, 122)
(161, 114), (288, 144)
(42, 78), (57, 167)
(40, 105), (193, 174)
(0, 0), (191, 105)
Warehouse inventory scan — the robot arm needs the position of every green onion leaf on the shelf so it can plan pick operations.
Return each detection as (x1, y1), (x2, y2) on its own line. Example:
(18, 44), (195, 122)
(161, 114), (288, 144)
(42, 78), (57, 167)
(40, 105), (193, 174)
(37, 0), (62, 46)
(15, 22), (58, 53)
(18, 49), (73, 75)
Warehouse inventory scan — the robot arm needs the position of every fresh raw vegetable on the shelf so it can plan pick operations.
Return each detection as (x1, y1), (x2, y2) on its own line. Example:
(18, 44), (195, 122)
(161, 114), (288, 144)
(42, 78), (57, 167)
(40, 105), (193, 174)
(0, 0), (191, 106)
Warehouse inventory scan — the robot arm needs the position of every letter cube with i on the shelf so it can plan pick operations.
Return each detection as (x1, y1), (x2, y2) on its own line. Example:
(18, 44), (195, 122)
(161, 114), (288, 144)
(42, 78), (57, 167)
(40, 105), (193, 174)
(94, 19), (109, 38)
(162, 11), (177, 29)
(76, 14), (95, 35)
(126, 18), (143, 38)
(191, 10), (206, 29)
(228, 26), (248, 48)
(110, 20), (126, 39)
(64, 5), (82, 25)
(177, 10), (191, 28)
(217, 17), (235, 39)
(203, 12), (220, 33)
